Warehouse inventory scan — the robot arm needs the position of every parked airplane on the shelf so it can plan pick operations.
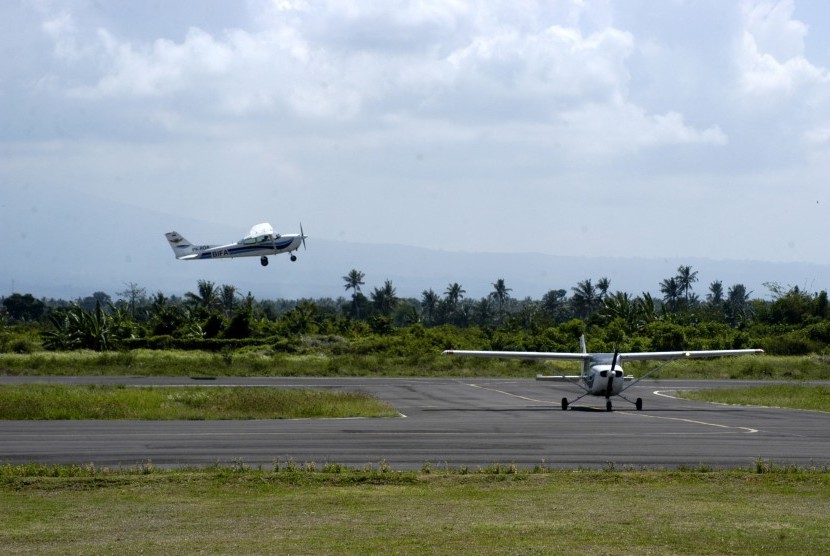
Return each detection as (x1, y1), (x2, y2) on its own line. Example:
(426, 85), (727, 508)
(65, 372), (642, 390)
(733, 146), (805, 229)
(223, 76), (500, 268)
(443, 336), (763, 411)
(165, 222), (306, 267)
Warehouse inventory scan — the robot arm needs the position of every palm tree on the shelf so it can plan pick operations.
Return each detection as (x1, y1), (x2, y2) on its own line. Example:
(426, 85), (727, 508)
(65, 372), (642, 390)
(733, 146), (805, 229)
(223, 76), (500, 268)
(571, 279), (597, 320)
(602, 291), (639, 330)
(371, 280), (398, 317)
(490, 278), (512, 322)
(659, 277), (682, 313)
(637, 292), (658, 324)
(444, 283), (467, 326)
(540, 289), (568, 323)
(596, 277), (611, 301)
(220, 284), (238, 317)
(445, 283), (466, 308)
(342, 269), (365, 318)
(185, 280), (220, 314)
(676, 265), (699, 306)
(421, 289), (440, 325)
(707, 281), (724, 305)
(725, 284), (753, 327)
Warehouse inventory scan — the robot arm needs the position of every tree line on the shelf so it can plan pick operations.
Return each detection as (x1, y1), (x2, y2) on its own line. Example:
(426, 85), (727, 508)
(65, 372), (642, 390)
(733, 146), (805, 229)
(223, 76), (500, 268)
(1, 265), (829, 356)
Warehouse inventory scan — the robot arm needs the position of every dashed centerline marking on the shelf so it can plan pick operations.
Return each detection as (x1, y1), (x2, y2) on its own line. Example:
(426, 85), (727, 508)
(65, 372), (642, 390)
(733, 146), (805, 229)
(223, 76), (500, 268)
(464, 383), (758, 433)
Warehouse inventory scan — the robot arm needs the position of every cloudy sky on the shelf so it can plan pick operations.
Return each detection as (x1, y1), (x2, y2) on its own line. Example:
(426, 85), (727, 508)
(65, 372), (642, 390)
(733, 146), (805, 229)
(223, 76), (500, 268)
(4, 0), (830, 268)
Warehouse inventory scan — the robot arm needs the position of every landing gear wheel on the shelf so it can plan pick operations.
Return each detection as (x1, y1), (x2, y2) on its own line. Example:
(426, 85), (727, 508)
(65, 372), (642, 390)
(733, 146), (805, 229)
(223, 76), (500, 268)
(260, 256), (269, 267)
(636, 398), (643, 411)
(606, 400), (613, 412)
(290, 254), (297, 262)
(561, 397), (569, 411)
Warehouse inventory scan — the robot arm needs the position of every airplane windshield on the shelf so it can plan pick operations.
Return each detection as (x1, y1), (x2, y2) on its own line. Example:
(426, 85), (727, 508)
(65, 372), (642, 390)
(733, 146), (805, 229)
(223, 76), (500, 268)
(240, 234), (272, 245)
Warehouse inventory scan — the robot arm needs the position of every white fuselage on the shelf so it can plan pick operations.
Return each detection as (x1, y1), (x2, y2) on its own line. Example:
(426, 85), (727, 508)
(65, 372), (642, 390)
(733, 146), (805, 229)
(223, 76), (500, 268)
(182, 234), (303, 260)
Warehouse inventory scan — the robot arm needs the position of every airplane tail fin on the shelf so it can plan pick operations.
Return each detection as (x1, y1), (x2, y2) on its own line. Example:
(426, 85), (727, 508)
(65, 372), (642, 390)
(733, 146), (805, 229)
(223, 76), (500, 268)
(165, 231), (194, 259)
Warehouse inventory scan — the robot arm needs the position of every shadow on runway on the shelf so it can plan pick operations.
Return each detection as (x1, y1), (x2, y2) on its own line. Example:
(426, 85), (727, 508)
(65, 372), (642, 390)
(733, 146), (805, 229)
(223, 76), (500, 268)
(421, 407), (555, 413)
(421, 406), (757, 415)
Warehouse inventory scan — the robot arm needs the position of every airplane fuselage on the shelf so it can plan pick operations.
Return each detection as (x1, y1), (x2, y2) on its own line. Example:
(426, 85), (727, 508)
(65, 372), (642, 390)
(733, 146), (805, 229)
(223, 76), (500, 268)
(182, 234), (304, 260)
(580, 363), (626, 396)
(165, 223), (307, 266)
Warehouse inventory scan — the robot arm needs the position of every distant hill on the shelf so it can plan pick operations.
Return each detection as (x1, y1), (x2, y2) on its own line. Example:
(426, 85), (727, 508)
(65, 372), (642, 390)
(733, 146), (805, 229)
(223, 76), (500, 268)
(3, 185), (829, 301)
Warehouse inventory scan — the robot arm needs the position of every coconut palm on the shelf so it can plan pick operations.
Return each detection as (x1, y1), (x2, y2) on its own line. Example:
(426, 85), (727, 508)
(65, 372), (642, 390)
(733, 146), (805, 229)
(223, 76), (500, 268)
(371, 280), (398, 317)
(571, 279), (598, 320)
(725, 284), (753, 326)
(185, 280), (221, 315)
(596, 277), (611, 301)
(490, 278), (512, 322)
(676, 265), (699, 306)
(421, 289), (440, 325)
(342, 269), (365, 318)
(659, 277), (682, 313)
(707, 280), (724, 305)
(445, 283), (466, 308)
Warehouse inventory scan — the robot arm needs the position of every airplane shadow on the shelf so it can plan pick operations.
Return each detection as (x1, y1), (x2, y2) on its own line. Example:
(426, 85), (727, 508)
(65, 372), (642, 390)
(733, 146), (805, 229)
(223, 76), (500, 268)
(420, 406), (755, 414)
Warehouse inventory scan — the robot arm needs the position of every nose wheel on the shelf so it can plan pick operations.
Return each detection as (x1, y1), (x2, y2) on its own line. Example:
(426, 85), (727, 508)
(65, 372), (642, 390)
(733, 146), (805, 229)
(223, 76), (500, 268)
(290, 254), (297, 262)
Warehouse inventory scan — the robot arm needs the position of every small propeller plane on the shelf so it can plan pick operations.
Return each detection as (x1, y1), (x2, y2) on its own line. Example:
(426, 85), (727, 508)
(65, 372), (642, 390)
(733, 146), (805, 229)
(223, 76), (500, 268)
(443, 336), (763, 411)
(165, 222), (307, 267)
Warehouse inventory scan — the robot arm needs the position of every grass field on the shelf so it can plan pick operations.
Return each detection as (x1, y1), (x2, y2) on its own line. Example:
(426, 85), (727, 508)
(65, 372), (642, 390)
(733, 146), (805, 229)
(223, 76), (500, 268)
(1, 464), (829, 555)
(0, 384), (399, 420)
(1, 349), (828, 380)
(677, 383), (830, 412)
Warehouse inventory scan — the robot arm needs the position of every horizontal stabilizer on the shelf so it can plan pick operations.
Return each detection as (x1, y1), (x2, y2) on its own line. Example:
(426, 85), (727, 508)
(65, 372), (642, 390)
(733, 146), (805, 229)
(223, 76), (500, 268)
(535, 375), (581, 381)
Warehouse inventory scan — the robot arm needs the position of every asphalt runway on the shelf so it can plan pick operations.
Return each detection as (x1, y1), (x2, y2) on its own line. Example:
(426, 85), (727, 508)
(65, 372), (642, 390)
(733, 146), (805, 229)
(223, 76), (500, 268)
(1, 377), (829, 470)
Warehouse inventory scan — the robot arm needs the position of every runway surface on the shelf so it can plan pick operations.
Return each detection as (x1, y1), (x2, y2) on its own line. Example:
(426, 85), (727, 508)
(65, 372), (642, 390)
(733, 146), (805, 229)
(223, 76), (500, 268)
(1, 377), (829, 470)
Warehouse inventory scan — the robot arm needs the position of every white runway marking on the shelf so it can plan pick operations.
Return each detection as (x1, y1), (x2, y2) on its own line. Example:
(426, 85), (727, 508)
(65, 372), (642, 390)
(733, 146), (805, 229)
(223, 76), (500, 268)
(618, 411), (758, 434)
(465, 383), (557, 405)
(466, 383), (758, 433)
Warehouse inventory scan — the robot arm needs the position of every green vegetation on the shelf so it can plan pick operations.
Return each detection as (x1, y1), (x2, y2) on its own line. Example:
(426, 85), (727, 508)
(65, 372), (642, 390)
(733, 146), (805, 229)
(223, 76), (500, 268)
(0, 384), (398, 420)
(1, 267), (830, 358)
(678, 384), (830, 412)
(1, 267), (829, 382)
(1, 464), (829, 554)
(1, 345), (827, 380)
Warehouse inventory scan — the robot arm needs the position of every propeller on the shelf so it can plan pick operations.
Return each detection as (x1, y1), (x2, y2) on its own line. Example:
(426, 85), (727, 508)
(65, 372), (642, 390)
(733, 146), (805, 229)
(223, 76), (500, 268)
(300, 222), (307, 250)
(605, 350), (619, 400)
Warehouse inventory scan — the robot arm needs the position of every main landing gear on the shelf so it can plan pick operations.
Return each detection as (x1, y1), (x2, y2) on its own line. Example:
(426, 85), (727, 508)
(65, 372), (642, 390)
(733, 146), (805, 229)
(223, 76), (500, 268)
(560, 396), (643, 411)
(260, 256), (269, 267)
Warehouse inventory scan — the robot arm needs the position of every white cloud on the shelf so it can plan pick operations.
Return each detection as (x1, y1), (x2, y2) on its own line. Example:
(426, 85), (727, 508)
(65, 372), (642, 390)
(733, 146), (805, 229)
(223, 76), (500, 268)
(6, 0), (830, 269)
(33, 0), (731, 155)
(739, 0), (829, 94)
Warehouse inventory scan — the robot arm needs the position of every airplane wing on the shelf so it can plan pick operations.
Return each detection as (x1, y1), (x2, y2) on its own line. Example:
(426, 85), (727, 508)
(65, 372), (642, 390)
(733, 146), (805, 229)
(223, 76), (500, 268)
(619, 349), (763, 361)
(442, 350), (590, 361)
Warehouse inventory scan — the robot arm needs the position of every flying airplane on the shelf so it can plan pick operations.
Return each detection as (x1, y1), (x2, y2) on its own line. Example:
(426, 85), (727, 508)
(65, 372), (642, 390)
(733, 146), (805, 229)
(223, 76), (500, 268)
(443, 336), (763, 411)
(165, 222), (307, 267)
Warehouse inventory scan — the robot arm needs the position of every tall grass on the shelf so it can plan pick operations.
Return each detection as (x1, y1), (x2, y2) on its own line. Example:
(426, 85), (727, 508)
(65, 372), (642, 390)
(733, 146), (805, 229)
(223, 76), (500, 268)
(2, 348), (825, 379)
(0, 384), (399, 420)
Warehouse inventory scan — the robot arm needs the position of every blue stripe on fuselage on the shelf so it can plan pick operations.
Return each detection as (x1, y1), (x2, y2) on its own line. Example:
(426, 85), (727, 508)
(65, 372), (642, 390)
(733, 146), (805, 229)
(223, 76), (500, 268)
(195, 239), (295, 259)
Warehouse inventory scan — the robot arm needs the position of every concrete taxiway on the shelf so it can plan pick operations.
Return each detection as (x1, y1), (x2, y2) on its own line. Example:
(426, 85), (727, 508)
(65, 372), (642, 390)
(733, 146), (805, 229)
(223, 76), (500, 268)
(1, 377), (828, 469)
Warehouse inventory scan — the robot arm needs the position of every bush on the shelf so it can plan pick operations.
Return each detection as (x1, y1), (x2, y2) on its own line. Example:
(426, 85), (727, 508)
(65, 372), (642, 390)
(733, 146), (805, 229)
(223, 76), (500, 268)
(758, 333), (819, 356)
